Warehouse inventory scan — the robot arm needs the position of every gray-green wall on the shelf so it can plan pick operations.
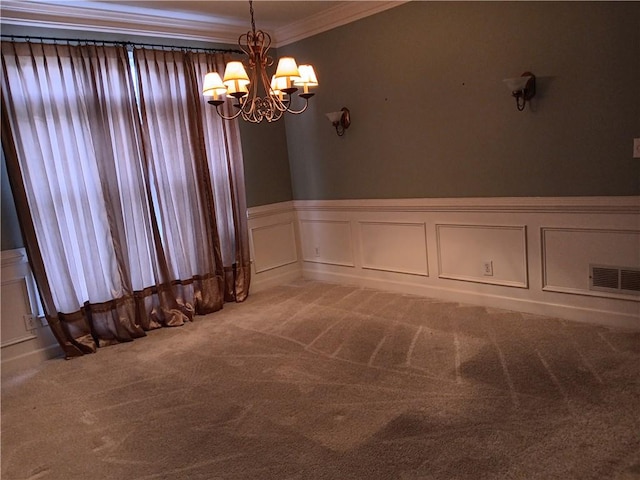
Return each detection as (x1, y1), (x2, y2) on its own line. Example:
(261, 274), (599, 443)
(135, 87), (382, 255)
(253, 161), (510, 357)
(2, 2), (640, 251)
(281, 1), (640, 200)
(239, 120), (292, 207)
(1, 149), (23, 250)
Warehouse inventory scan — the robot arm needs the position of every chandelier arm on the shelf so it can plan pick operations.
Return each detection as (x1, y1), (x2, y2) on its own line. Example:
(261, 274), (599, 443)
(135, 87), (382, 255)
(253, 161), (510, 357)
(215, 104), (244, 121)
(238, 35), (248, 56)
(258, 64), (289, 114)
(283, 97), (310, 115)
(264, 96), (285, 121)
(247, 75), (262, 119)
(240, 104), (261, 123)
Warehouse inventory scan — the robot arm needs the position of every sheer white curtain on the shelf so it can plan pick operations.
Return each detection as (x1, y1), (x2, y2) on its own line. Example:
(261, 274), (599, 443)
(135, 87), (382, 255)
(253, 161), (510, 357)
(134, 48), (218, 283)
(134, 48), (251, 303)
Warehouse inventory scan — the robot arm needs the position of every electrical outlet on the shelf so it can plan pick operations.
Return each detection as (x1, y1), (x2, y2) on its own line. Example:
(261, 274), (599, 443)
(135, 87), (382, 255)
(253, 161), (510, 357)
(634, 138), (640, 159)
(23, 314), (37, 331)
(482, 261), (493, 276)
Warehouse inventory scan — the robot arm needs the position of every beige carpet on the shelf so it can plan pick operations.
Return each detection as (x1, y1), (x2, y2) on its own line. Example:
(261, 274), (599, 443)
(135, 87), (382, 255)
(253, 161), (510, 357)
(2, 280), (639, 480)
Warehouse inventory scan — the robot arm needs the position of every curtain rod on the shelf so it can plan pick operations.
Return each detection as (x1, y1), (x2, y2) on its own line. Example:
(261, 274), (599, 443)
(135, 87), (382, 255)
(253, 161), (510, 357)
(0, 34), (244, 55)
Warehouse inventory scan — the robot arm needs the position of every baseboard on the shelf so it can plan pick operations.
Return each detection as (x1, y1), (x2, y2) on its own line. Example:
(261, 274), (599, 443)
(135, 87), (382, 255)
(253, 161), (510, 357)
(302, 268), (640, 330)
(1, 342), (63, 379)
(250, 267), (303, 293)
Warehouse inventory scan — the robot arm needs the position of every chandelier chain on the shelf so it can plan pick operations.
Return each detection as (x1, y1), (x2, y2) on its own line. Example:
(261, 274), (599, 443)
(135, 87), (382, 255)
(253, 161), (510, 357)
(249, 0), (256, 36)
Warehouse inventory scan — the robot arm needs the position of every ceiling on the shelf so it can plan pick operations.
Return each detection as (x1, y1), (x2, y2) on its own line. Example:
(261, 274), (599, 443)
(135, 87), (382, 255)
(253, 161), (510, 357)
(105, 1), (346, 28)
(0, 0), (406, 46)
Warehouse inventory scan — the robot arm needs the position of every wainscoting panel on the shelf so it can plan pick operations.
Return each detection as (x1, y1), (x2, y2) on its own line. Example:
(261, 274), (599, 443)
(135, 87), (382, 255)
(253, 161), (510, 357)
(1, 249), (61, 376)
(299, 219), (355, 267)
(436, 224), (528, 288)
(250, 222), (298, 273)
(247, 202), (302, 291)
(542, 227), (640, 300)
(1, 277), (37, 348)
(359, 221), (428, 276)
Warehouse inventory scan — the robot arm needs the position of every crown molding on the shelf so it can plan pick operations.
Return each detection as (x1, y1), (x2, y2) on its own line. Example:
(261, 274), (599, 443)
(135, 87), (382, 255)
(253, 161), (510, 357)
(273, 1), (409, 47)
(0, 0), (245, 44)
(0, 0), (408, 47)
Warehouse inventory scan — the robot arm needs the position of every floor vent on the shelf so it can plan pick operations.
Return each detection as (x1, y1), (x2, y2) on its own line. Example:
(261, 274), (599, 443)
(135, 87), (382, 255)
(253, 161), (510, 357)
(590, 265), (640, 295)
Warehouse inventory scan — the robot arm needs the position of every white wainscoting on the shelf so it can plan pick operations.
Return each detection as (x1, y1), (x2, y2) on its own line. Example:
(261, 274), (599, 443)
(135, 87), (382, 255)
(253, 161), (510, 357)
(284, 197), (640, 328)
(246, 196), (639, 329)
(1, 249), (61, 376)
(247, 202), (302, 292)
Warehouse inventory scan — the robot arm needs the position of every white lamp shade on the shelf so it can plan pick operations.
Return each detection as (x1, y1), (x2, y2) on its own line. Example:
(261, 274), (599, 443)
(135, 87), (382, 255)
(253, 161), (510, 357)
(203, 72), (227, 97)
(503, 76), (532, 92)
(223, 61), (250, 82)
(274, 57), (300, 81)
(223, 61), (250, 94)
(270, 75), (288, 95)
(325, 111), (343, 124)
(293, 65), (318, 87)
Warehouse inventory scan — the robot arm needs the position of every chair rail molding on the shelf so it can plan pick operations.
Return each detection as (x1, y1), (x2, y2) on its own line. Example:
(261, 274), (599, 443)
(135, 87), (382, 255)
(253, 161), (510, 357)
(293, 196), (640, 215)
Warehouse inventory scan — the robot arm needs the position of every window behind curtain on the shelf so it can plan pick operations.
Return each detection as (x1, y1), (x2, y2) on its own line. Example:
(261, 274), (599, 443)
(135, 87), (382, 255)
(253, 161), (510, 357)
(1, 42), (156, 313)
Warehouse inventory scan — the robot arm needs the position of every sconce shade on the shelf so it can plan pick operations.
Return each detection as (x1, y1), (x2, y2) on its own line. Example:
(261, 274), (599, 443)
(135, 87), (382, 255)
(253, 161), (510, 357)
(503, 72), (536, 111)
(503, 75), (532, 92)
(326, 107), (351, 136)
(325, 111), (343, 124)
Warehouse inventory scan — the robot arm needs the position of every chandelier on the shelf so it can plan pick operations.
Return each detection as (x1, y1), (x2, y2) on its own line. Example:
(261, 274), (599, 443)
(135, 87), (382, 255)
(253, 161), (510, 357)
(202, 0), (318, 123)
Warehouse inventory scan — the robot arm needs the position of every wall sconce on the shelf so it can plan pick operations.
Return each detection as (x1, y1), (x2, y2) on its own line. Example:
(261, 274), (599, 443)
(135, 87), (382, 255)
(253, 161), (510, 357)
(325, 107), (351, 136)
(503, 72), (536, 111)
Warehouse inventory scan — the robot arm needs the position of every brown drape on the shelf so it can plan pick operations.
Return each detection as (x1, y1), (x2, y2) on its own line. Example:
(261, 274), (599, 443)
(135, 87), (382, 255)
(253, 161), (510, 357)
(189, 51), (251, 302)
